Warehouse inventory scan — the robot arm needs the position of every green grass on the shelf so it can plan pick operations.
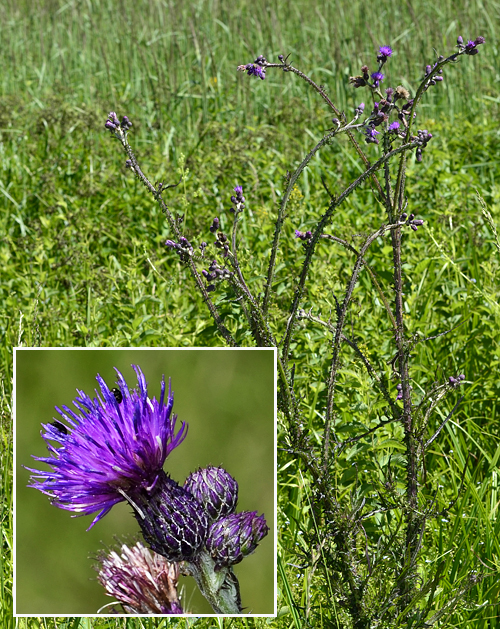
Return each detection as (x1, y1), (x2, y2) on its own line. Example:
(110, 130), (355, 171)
(2, 0), (500, 626)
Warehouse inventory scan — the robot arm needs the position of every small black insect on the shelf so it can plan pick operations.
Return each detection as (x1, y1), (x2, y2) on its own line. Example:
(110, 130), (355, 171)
(111, 387), (123, 403)
(50, 420), (68, 435)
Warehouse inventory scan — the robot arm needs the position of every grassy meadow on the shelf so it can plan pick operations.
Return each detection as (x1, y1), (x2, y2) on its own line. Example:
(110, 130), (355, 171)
(2, 0), (500, 626)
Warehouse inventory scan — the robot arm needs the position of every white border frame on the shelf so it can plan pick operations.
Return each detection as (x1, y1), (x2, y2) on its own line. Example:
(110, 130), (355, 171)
(13, 346), (278, 618)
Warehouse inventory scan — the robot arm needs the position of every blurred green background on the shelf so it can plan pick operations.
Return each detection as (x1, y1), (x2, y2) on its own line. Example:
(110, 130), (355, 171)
(15, 348), (275, 614)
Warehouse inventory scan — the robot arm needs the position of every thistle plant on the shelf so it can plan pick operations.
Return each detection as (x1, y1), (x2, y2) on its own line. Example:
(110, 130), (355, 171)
(25, 365), (268, 614)
(104, 36), (490, 626)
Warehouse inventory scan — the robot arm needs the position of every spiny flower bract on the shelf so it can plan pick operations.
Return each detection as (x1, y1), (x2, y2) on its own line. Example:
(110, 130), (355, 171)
(25, 365), (187, 529)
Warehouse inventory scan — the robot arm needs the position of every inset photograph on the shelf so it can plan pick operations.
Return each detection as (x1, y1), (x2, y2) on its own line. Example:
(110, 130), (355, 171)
(15, 348), (276, 616)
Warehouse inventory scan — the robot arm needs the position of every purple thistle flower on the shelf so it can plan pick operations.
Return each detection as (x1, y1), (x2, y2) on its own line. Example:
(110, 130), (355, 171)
(457, 35), (485, 55)
(206, 511), (269, 569)
(388, 121), (400, 133)
(364, 126), (380, 144)
(371, 71), (385, 87)
(209, 217), (220, 234)
(295, 230), (312, 241)
(245, 64), (266, 80)
(96, 542), (183, 614)
(377, 46), (393, 62)
(25, 366), (188, 530)
(184, 466), (238, 522)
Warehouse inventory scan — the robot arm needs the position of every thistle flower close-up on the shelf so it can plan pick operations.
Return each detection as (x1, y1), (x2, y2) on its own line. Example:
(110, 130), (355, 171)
(25, 365), (188, 529)
(18, 352), (274, 615)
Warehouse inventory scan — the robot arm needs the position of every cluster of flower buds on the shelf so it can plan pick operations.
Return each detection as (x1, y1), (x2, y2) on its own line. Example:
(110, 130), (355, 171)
(414, 129), (433, 162)
(295, 229), (312, 242)
(399, 212), (425, 231)
(185, 466), (268, 569)
(350, 46), (392, 90)
(396, 383), (403, 400)
(349, 65), (371, 89)
(165, 236), (194, 258)
(448, 374), (466, 387)
(424, 59), (444, 87)
(202, 259), (232, 292)
(237, 55), (267, 80)
(457, 36), (485, 55)
(209, 217), (220, 233)
(230, 185), (245, 214)
(105, 111), (132, 134)
(214, 231), (229, 257)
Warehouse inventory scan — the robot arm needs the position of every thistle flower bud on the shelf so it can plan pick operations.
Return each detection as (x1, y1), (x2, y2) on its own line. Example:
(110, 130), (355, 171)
(184, 466), (238, 522)
(206, 511), (269, 569)
(135, 471), (209, 562)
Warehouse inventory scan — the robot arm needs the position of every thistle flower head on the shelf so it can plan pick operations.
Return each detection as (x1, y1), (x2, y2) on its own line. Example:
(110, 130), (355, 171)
(371, 71), (385, 87)
(25, 365), (187, 529)
(96, 541), (183, 614)
(206, 511), (269, 569)
(377, 46), (393, 62)
(184, 466), (238, 522)
(364, 126), (380, 144)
